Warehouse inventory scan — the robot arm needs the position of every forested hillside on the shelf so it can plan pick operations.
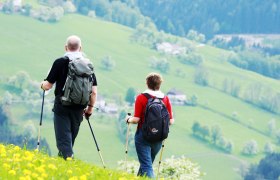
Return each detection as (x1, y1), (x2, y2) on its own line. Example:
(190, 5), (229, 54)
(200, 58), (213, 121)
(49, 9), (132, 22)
(136, 0), (280, 38)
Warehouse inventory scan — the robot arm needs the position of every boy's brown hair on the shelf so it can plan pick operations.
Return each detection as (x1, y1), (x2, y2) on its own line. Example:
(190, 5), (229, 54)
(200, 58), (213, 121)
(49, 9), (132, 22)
(146, 72), (163, 90)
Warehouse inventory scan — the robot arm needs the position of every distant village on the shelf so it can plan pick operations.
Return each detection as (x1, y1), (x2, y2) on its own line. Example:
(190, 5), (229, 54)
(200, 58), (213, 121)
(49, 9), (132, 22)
(95, 88), (188, 115)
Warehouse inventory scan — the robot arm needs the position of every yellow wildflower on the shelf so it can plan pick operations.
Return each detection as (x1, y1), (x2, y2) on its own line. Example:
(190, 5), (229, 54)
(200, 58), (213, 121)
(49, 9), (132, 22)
(31, 173), (38, 178)
(67, 170), (73, 175)
(69, 176), (78, 180)
(48, 164), (57, 170)
(24, 156), (33, 161)
(24, 151), (34, 161)
(23, 169), (31, 175)
(14, 153), (20, 157)
(34, 149), (39, 153)
(35, 166), (45, 173)
(3, 163), (11, 170)
(118, 178), (127, 180)
(23, 176), (31, 180)
(80, 175), (87, 180)
(1, 152), (6, 157)
(27, 163), (35, 168)
(0, 145), (5, 153)
(14, 146), (21, 151)
(66, 157), (73, 161)
(19, 176), (31, 180)
(8, 169), (16, 176)
(42, 173), (48, 178)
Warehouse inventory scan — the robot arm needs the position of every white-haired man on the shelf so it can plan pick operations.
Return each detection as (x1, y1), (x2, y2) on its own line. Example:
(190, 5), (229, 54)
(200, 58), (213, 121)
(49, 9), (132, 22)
(41, 35), (97, 159)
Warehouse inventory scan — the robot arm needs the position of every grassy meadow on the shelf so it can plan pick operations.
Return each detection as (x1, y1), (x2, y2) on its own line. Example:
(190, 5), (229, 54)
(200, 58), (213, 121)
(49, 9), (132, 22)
(1, 13), (280, 180)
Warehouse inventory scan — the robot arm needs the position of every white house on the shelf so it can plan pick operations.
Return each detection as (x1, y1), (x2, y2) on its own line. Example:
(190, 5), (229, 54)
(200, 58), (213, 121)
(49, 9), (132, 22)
(103, 103), (118, 114)
(167, 88), (186, 105)
(156, 42), (186, 55)
(0, 3), (3, 10)
(13, 0), (22, 11)
(95, 95), (106, 110)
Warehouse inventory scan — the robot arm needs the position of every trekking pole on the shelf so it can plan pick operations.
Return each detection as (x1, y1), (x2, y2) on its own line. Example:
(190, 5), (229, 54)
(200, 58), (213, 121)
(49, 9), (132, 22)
(125, 113), (131, 172)
(156, 140), (165, 180)
(36, 90), (45, 150)
(86, 116), (106, 169)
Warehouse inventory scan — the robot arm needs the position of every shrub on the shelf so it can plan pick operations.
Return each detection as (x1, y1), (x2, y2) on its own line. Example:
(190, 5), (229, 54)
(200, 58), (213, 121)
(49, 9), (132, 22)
(118, 156), (204, 179)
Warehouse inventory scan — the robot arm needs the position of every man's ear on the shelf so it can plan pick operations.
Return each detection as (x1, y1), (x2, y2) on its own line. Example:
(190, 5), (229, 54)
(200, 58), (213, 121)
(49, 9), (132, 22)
(65, 45), (68, 51)
(79, 46), (82, 52)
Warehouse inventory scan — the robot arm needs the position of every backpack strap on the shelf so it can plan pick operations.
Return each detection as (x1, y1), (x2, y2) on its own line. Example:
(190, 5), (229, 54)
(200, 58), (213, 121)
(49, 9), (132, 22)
(142, 93), (152, 99)
(142, 93), (165, 100)
(63, 56), (70, 61)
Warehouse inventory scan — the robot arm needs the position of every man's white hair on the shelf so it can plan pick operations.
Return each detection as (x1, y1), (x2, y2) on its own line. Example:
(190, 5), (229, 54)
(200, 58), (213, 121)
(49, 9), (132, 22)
(65, 35), (82, 51)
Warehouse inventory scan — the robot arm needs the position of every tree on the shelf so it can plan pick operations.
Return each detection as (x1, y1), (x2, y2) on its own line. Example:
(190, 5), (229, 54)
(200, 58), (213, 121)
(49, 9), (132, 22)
(15, 71), (30, 89)
(63, 1), (76, 13)
(186, 29), (205, 43)
(149, 57), (170, 73)
(178, 53), (203, 66)
(225, 141), (234, 153)
(192, 121), (201, 135)
(217, 136), (226, 148)
(275, 130), (280, 144)
(264, 142), (274, 154)
(211, 125), (222, 144)
(242, 140), (259, 155)
(49, 6), (64, 22)
(125, 87), (136, 106)
(200, 125), (210, 139)
(22, 3), (32, 16)
(268, 119), (276, 136)
(245, 153), (280, 180)
(189, 95), (198, 106)
(194, 65), (209, 86)
(0, 104), (8, 126)
(101, 56), (116, 71)
(2, 91), (13, 105)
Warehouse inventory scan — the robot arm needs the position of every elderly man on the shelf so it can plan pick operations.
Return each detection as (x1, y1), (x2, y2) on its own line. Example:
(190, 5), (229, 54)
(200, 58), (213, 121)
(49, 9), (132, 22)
(41, 35), (97, 159)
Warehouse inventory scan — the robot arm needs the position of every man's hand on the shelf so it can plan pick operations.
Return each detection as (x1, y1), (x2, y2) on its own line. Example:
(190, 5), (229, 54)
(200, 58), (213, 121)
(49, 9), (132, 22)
(41, 81), (53, 91)
(84, 106), (93, 120)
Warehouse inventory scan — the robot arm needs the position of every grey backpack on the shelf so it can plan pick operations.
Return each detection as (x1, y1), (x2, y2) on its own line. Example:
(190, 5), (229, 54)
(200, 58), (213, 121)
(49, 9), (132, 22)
(61, 56), (94, 106)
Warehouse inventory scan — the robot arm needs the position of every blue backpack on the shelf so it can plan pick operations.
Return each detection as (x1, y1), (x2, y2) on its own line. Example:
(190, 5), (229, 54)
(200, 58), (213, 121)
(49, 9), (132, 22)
(142, 93), (170, 142)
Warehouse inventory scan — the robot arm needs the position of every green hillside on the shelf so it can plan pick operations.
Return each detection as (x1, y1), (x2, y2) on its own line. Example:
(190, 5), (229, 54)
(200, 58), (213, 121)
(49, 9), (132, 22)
(1, 13), (280, 180)
(0, 144), (147, 179)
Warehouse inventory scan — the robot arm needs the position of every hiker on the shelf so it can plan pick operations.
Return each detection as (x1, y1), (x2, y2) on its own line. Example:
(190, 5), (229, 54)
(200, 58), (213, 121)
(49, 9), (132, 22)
(125, 72), (174, 178)
(41, 35), (97, 159)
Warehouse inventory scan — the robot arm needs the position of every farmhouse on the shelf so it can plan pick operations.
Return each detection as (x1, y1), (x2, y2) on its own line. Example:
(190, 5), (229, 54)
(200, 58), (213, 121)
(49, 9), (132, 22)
(167, 88), (186, 105)
(156, 42), (186, 55)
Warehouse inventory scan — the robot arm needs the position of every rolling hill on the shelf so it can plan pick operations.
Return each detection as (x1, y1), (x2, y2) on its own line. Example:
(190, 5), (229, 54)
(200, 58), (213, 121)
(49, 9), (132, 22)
(0, 13), (280, 180)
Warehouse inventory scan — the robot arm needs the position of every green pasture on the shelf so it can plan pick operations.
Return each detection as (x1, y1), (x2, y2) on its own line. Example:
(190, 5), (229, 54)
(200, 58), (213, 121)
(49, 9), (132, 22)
(1, 13), (280, 180)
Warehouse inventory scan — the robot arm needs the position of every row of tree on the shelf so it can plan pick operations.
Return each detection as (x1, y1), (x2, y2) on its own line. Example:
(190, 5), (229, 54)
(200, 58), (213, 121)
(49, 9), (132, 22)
(0, 71), (51, 152)
(228, 51), (280, 80)
(73, 0), (149, 29)
(244, 153), (280, 179)
(192, 122), (233, 153)
(0, 99), (50, 153)
(136, 0), (280, 39)
(1, 0), (74, 22)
